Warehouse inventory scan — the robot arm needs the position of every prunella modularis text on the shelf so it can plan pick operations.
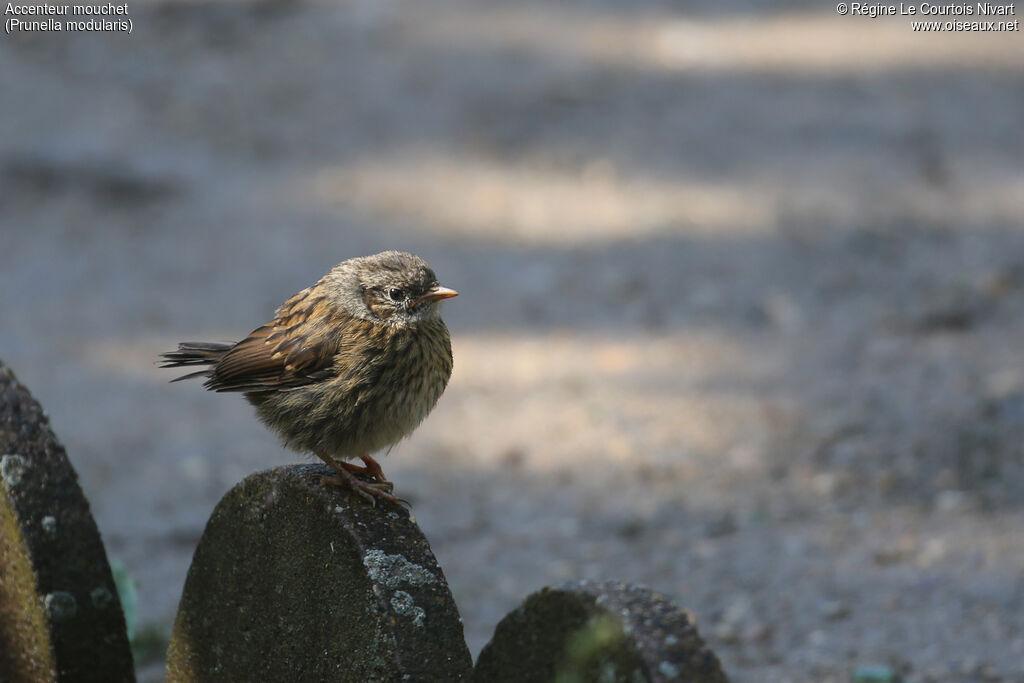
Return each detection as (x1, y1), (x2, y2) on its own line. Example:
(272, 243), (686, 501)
(159, 251), (457, 505)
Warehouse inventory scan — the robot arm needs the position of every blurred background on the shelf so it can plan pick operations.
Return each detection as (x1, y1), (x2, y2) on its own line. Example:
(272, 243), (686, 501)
(2, 1), (1024, 680)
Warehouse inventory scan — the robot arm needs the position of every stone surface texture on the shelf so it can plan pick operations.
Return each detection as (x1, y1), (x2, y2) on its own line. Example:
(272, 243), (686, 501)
(0, 359), (134, 682)
(474, 580), (728, 682)
(167, 463), (472, 682)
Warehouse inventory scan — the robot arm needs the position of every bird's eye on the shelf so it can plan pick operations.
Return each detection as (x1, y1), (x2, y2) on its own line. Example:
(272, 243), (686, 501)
(387, 288), (404, 302)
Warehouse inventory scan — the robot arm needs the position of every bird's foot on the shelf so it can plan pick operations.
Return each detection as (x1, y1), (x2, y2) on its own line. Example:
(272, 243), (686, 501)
(336, 459), (394, 492)
(321, 466), (407, 508)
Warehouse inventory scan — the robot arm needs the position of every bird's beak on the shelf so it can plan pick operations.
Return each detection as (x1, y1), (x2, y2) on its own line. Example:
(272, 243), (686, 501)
(411, 285), (458, 308)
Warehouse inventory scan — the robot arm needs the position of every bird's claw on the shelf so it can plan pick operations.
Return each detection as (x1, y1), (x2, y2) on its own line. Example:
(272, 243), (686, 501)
(321, 474), (405, 508)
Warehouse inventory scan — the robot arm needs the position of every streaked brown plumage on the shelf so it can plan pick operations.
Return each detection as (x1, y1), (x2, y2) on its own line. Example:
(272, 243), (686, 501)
(159, 251), (457, 505)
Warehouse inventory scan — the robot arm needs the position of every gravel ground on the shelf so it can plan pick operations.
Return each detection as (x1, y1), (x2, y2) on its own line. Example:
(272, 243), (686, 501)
(2, 1), (1024, 680)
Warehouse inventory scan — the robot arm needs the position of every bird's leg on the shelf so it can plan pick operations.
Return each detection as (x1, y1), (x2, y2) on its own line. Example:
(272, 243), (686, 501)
(317, 453), (403, 507)
(358, 455), (391, 487)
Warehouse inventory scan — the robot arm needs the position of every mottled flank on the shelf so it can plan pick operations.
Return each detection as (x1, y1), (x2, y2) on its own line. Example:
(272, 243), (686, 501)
(248, 311), (453, 459)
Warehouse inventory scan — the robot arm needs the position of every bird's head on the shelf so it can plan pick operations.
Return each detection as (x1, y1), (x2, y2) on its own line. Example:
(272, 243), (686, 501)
(328, 251), (457, 325)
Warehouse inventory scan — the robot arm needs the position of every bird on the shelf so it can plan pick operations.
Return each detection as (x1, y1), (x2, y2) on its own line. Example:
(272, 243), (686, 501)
(159, 251), (457, 505)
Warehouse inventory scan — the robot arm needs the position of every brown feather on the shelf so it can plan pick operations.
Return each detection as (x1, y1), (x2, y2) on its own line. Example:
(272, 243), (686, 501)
(204, 290), (344, 393)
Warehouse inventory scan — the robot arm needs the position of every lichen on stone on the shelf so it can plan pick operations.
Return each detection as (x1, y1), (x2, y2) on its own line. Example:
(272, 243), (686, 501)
(44, 591), (77, 622)
(390, 590), (426, 627)
(362, 549), (436, 588)
(1, 453), (28, 486)
(659, 660), (681, 678)
(90, 587), (114, 609)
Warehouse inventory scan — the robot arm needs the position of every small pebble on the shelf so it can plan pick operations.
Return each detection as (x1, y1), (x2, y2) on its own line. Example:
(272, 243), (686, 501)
(742, 621), (772, 643)
(821, 600), (851, 621)
(714, 622), (739, 644)
(703, 513), (737, 538)
(978, 664), (1001, 681)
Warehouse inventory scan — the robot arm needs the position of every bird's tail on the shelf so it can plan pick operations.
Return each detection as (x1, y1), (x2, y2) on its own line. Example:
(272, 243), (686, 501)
(158, 342), (233, 382)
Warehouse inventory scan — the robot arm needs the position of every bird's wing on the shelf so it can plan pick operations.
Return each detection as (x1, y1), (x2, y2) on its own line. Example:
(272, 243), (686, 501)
(204, 289), (349, 393)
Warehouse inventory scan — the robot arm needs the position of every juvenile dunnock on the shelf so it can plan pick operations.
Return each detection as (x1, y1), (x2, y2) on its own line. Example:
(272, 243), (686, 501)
(159, 251), (457, 505)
